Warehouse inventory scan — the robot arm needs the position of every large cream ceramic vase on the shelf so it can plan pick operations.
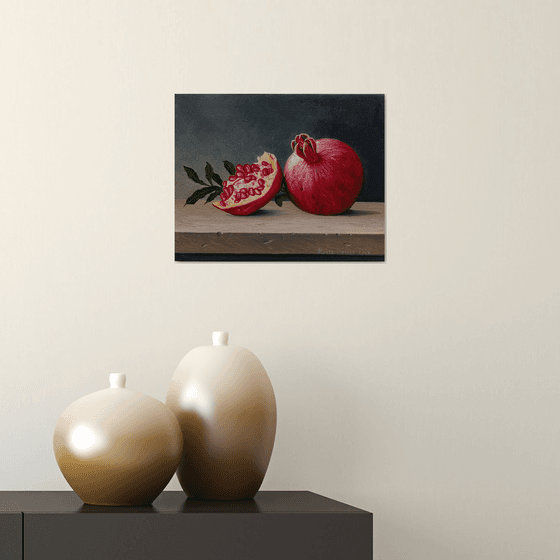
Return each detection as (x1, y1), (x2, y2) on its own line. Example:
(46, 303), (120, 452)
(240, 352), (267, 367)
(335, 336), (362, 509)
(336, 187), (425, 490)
(166, 332), (277, 500)
(53, 373), (183, 506)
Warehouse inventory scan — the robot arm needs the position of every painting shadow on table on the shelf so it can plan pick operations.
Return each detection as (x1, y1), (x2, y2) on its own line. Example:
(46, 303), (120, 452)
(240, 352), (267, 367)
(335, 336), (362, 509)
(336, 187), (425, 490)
(241, 207), (381, 218)
(338, 208), (381, 217)
(241, 208), (283, 218)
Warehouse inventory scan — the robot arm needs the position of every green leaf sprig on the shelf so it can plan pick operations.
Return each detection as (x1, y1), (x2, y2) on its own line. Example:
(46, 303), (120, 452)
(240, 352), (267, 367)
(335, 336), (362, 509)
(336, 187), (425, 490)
(274, 176), (290, 207)
(183, 161), (236, 206)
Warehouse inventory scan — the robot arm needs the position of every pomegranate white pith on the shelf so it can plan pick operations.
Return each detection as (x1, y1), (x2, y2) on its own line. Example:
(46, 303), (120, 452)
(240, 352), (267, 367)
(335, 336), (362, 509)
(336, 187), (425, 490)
(212, 152), (282, 216)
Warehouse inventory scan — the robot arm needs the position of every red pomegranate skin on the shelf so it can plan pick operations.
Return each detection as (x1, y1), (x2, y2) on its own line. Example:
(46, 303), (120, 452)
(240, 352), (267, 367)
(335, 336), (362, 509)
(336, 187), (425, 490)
(284, 135), (364, 215)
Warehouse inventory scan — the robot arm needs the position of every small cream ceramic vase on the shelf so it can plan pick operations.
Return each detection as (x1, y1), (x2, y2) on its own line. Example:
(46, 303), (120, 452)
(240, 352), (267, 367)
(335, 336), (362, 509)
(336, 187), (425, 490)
(166, 332), (277, 500)
(53, 373), (183, 506)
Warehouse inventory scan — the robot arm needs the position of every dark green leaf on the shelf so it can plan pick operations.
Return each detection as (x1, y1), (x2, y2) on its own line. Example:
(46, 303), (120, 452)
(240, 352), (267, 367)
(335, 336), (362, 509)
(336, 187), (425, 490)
(223, 161), (236, 176)
(205, 162), (214, 185)
(183, 166), (207, 186)
(184, 186), (221, 205)
(212, 172), (224, 186)
(205, 191), (221, 204)
(274, 193), (290, 207)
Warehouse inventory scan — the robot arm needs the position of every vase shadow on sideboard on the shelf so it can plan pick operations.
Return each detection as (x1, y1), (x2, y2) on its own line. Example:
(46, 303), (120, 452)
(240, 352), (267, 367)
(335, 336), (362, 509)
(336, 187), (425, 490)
(79, 504), (157, 513)
(181, 498), (260, 513)
(76, 496), (260, 513)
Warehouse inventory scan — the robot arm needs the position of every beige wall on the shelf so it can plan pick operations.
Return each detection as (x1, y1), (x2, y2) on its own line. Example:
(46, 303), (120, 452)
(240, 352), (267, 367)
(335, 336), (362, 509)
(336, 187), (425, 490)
(1, 0), (559, 558)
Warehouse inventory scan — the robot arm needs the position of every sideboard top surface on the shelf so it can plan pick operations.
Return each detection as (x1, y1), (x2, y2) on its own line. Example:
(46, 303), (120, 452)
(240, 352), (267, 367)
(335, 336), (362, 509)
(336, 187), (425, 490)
(0, 491), (370, 515)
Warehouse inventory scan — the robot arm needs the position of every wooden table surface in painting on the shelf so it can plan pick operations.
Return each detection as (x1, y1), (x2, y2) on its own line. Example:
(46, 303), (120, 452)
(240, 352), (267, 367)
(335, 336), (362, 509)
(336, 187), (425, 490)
(175, 200), (385, 256)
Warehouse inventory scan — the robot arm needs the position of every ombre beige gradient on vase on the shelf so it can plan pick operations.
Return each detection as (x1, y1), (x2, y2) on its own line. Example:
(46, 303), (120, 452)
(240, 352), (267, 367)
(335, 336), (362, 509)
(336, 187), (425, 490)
(166, 332), (277, 500)
(53, 373), (183, 506)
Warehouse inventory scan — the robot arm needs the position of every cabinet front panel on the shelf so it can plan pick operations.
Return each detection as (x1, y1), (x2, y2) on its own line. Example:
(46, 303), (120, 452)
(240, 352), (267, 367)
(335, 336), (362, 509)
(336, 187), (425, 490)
(0, 514), (21, 560)
(25, 513), (372, 560)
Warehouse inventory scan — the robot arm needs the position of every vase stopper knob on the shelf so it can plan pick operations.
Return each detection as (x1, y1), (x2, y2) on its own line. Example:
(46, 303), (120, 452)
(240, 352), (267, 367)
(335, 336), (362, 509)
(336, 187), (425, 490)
(212, 332), (228, 346)
(109, 373), (126, 388)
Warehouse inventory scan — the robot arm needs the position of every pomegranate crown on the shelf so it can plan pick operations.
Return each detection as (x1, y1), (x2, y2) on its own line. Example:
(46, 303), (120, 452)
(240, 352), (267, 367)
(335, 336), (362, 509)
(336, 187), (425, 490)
(290, 133), (320, 163)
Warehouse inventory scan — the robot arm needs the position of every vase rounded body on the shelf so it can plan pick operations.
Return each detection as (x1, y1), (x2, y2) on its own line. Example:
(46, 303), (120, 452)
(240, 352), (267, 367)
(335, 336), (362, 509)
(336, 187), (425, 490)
(166, 332), (277, 500)
(53, 373), (183, 506)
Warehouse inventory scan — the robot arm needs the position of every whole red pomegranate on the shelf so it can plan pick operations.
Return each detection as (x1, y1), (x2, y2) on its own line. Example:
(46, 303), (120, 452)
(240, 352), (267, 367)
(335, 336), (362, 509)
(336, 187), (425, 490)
(284, 133), (364, 215)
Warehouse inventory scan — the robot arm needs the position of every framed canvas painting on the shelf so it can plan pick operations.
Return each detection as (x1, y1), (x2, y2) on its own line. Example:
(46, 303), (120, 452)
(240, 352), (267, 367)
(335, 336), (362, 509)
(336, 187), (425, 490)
(175, 94), (385, 261)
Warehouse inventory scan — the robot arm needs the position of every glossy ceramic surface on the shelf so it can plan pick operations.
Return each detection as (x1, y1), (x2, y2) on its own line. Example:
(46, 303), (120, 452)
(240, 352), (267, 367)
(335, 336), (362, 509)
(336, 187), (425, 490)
(53, 373), (183, 506)
(166, 332), (277, 500)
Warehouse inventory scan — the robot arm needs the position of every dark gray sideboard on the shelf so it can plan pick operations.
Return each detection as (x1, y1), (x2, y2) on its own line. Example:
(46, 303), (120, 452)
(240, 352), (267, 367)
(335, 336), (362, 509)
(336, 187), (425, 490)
(0, 491), (372, 560)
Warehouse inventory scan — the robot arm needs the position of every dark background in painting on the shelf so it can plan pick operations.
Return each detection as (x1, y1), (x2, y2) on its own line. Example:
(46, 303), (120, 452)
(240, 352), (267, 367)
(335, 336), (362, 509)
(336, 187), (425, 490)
(175, 94), (384, 203)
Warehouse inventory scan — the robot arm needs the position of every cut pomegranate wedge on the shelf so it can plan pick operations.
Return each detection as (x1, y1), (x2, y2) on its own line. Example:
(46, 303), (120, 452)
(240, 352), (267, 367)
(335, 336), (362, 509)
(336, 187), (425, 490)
(213, 152), (283, 216)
